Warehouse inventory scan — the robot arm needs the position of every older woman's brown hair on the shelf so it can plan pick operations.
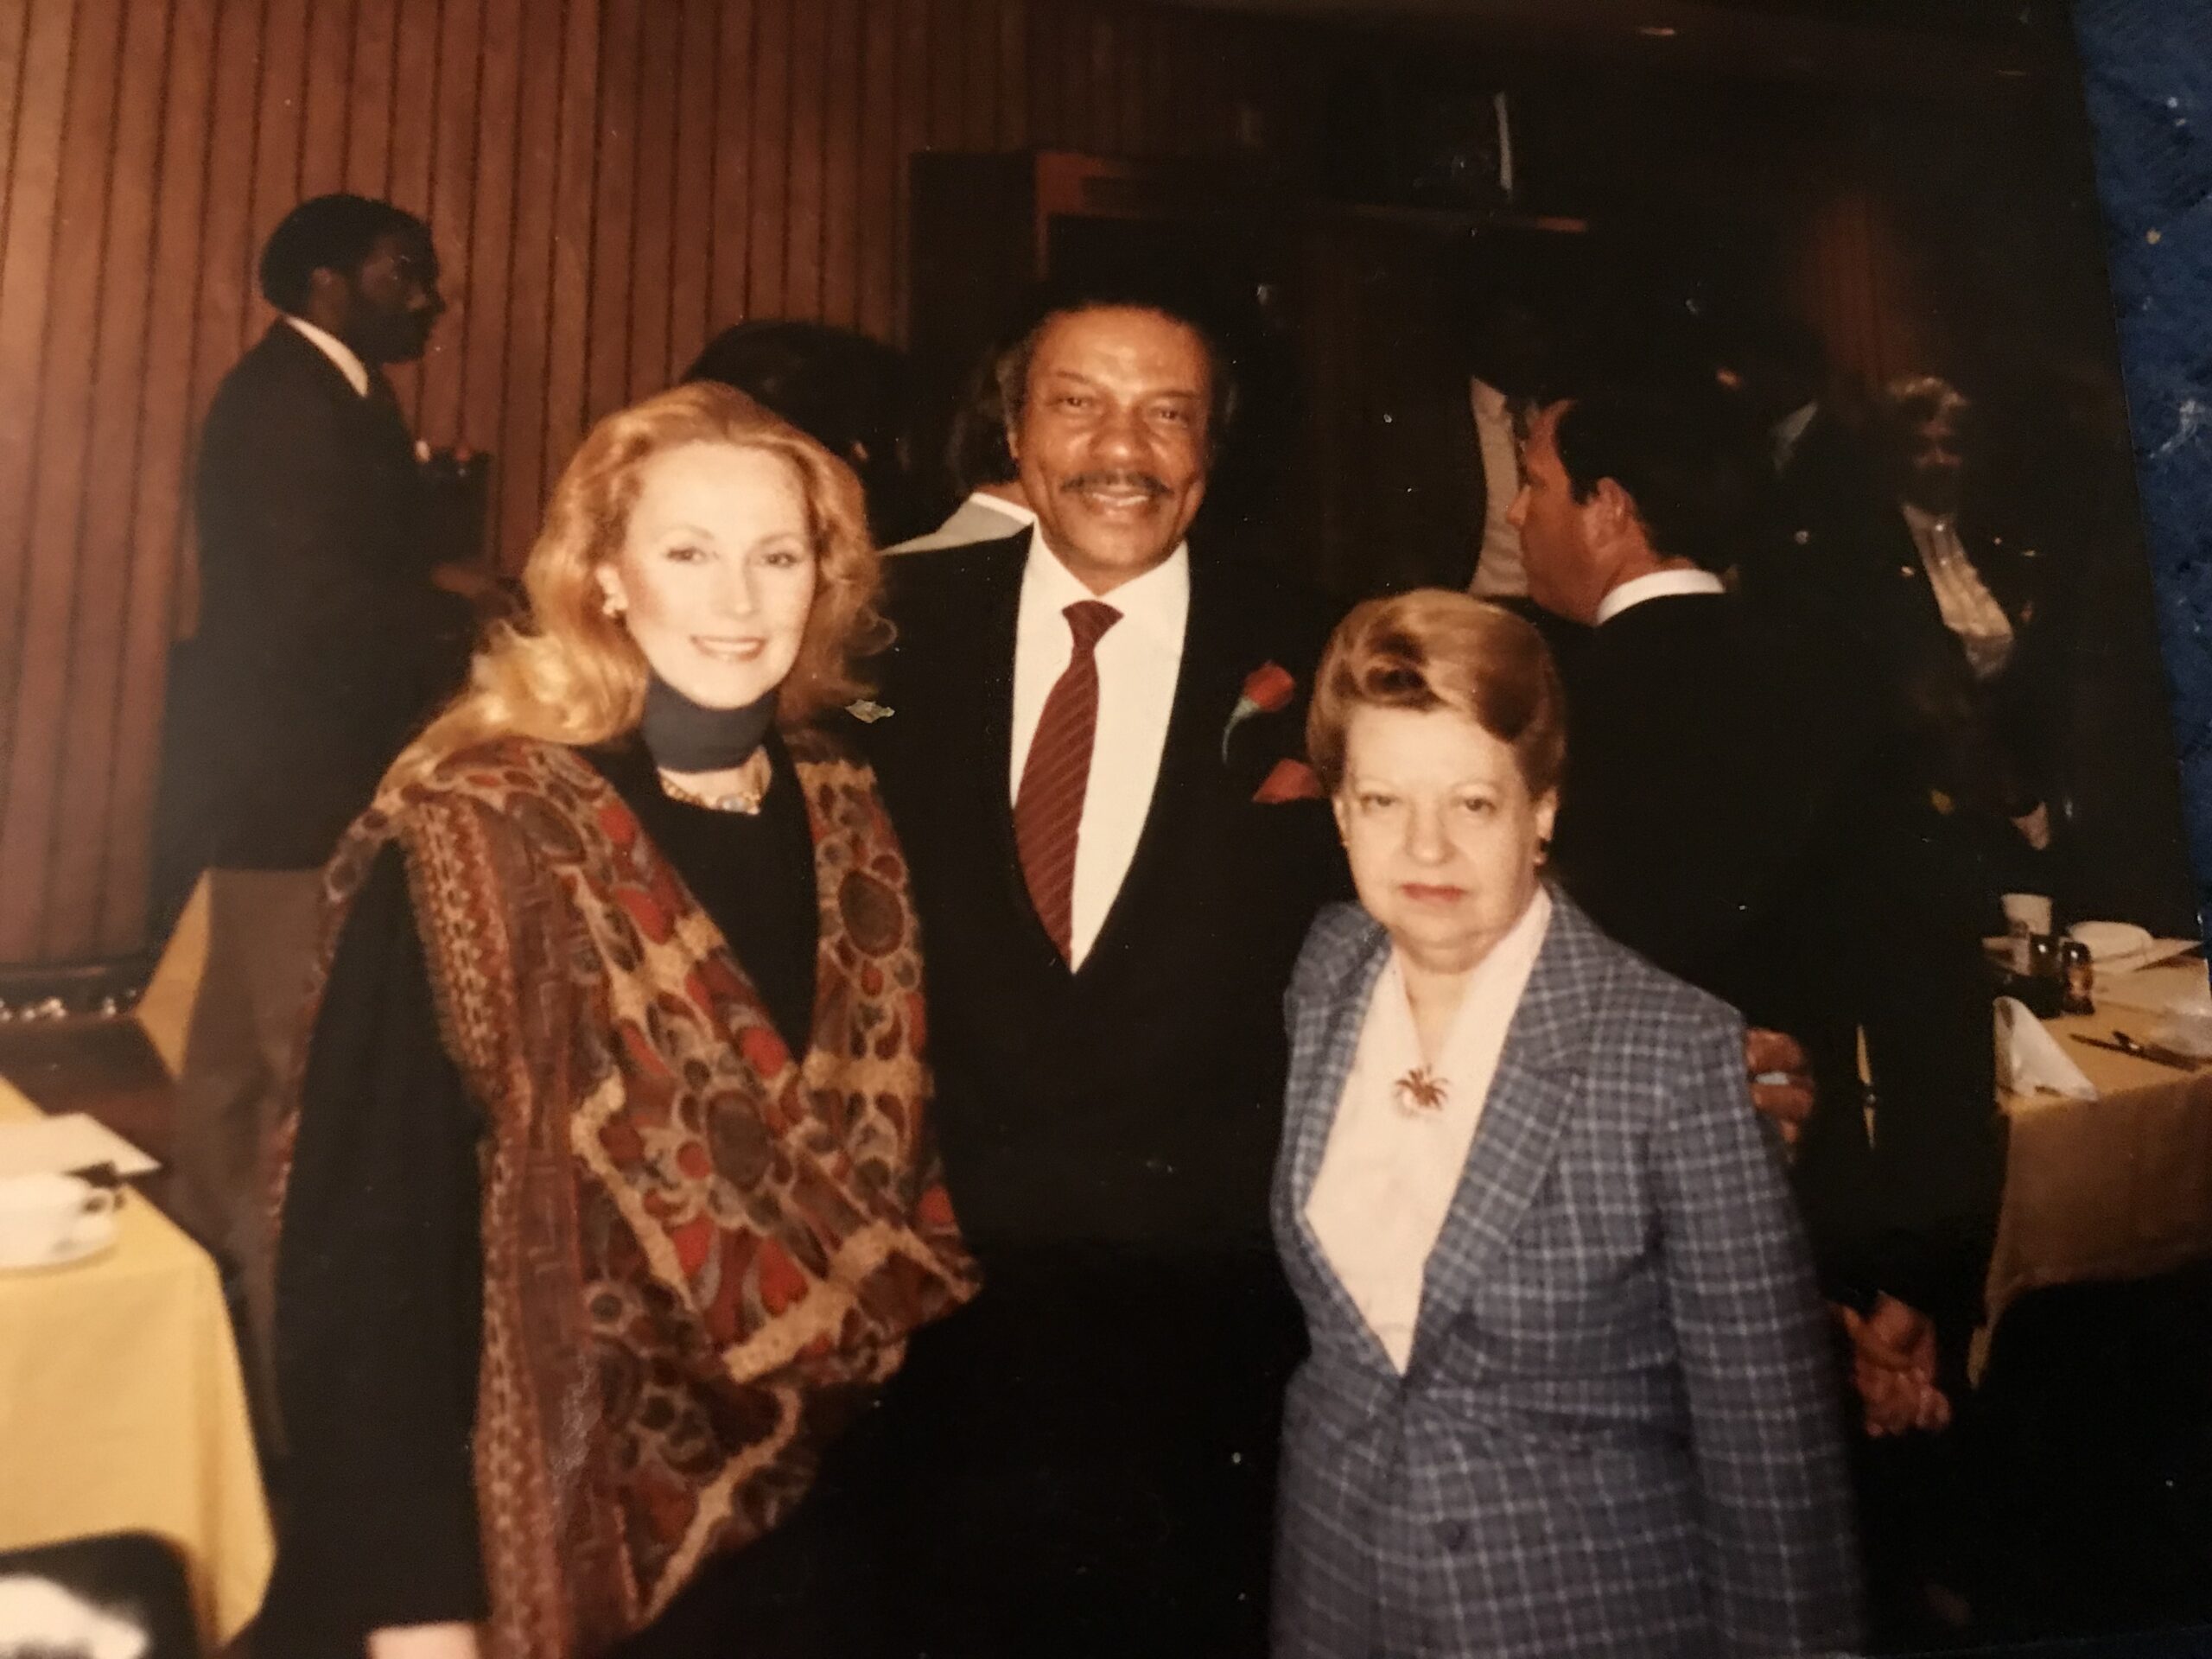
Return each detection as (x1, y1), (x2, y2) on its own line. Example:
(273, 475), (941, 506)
(1307, 588), (1566, 800)
(391, 381), (884, 787)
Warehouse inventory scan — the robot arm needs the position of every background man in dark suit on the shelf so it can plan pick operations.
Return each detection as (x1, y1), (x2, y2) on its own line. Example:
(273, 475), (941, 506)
(1512, 384), (2005, 1647)
(159, 194), (464, 1413)
(683, 318), (921, 543)
(1726, 314), (1878, 606)
(855, 287), (1338, 1656)
(887, 340), (1034, 554)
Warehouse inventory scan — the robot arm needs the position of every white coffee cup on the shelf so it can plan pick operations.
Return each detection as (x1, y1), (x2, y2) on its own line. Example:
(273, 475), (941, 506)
(0, 1173), (117, 1268)
(2001, 893), (2055, 975)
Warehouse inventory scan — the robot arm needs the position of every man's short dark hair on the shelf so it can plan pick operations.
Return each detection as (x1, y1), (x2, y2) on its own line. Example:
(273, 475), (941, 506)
(1725, 310), (1828, 391)
(683, 320), (908, 467)
(946, 345), (1019, 493)
(257, 194), (429, 315)
(994, 277), (1240, 448)
(1553, 384), (1741, 572)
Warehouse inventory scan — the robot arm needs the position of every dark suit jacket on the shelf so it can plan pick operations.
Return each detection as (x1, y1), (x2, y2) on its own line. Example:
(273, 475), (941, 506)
(854, 528), (1341, 1656)
(1739, 403), (1885, 641)
(1550, 590), (2004, 1343)
(161, 322), (467, 877)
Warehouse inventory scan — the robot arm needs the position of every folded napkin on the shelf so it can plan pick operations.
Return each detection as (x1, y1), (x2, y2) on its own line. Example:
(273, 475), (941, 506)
(2149, 1009), (2212, 1062)
(0, 1113), (159, 1180)
(2067, 919), (2156, 963)
(2097, 961), (2212, 1020)
(1995, 996), (2098, 1099)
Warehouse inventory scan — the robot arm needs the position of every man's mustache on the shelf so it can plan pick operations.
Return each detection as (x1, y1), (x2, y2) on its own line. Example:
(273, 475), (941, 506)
(1062, 471), (1170, 499)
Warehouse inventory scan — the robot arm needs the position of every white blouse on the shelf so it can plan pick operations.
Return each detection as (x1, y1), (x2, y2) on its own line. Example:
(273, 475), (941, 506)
(1902, 503), (2014, 682)
(1306, 888), (1554, 1371)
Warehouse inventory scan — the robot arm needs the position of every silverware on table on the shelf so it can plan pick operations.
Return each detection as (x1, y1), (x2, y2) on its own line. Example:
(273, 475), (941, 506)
(2068, 1031), (2202, 1072)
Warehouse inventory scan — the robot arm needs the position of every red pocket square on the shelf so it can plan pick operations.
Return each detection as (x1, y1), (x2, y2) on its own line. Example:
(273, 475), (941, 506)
(1255, 758), (1325, 803)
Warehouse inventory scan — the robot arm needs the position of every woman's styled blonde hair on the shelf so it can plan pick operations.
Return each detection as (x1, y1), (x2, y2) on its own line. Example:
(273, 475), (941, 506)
(391, 381), (884, 788)
(1306, 588), (1566, 800)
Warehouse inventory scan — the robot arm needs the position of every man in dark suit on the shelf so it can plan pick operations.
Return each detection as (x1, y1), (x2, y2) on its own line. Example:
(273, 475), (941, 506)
(1721, 312), (1888, 636)
(683, 319), (921, 543)
(853, 289), (1338, 1657)
(1512, 384), (2005, 1646)
(887, 338), (1034, 554)
(160, 194), (464, 1409)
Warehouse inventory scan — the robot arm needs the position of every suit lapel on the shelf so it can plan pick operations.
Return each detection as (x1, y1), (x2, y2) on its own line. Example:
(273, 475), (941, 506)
(957, 534), (1069, 975)
(1078, 550), (1246, 976)
(1282, 918), (1398, 1373)
(265, 321), (421, 494)
(1406, 894), (1612, 1371)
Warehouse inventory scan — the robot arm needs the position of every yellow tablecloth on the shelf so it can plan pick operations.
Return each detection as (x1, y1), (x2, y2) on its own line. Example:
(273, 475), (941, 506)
(1990, 1002), (2212, 1330)
(0, 1079), (272, 1643)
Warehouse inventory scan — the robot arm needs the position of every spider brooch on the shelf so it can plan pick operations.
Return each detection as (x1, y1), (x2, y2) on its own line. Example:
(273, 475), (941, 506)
(1393, 1065), (1450, 1116)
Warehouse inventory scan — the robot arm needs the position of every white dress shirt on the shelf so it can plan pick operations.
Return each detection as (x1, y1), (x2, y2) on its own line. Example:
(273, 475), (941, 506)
(967, 491), (1034, 530)
(1594, 567), (1726, 626)
(1772, 400), (1820, 474)
(1468, 378), (1529, 598)
(1008, 533), (1189, 968)
(887, 491), (1035, 555)
(283, 314), (371, 397)
(1902, 502), (2013, 681)
(1306, 887), (1554, 1371)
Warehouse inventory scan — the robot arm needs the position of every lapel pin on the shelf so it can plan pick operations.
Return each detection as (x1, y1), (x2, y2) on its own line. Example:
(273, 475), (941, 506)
(1394, 1065), (1450, 1116)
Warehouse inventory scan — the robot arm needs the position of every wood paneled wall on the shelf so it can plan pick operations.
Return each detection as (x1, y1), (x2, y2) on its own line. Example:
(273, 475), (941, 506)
(0, 0), (1334, 967)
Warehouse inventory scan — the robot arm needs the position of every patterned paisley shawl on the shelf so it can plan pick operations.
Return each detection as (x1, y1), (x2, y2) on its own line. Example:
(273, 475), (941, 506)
(273, 728), (980, 1657)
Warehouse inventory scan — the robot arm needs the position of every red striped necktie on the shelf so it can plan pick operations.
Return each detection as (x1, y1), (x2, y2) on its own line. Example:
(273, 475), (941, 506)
(1014, 599), (1122, 962)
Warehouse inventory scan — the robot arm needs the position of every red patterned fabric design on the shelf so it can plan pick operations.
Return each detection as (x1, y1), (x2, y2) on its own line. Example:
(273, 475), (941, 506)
(1013, 600), (1121, 960)
(272, 730), (978, 1657)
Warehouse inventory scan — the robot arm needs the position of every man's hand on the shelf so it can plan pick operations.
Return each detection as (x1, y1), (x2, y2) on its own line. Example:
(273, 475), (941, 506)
(1837, 1294), (1950, 1438)
(1744, 1027), (1814, 1147)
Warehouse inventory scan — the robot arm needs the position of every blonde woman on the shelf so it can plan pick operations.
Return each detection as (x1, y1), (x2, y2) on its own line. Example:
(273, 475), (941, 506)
(262, 383), (977, 1659)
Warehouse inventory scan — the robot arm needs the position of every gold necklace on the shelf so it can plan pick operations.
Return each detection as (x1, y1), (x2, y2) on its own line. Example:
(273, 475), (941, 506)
(657, 748), (772, 815)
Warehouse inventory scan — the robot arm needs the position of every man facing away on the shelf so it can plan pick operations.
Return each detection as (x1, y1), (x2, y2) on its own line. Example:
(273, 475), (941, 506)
(887, 340), (1035, 553)
(853, 285), (1340, 1657)
(1511, 384), (2005, 1646)
(160, 194), (466, 1410)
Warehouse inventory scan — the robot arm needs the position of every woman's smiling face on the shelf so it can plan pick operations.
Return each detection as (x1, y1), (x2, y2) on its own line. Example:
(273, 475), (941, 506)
(597, 441), (818, 709)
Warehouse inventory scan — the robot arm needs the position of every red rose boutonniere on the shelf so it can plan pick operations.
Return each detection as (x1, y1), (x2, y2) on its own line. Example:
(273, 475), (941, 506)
(1222, 661), (1296, 760)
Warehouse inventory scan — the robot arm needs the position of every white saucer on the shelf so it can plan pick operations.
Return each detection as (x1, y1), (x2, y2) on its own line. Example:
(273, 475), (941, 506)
(0, 1216), (118, 1274)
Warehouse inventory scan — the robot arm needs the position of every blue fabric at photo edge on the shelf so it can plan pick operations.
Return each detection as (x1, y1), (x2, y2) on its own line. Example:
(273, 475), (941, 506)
(2074, 0), (2212, 951)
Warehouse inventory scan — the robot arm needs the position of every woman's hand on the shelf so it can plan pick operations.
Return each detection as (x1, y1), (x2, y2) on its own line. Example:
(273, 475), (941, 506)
(368, 1623), (481, 1659)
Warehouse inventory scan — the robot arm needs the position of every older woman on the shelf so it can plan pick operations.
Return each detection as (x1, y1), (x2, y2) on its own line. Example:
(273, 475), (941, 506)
(1272, 590), (1860, 1659)
(261, 383), (977, 1659)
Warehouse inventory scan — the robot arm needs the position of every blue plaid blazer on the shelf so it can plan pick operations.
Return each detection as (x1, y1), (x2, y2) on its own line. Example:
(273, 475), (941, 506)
(1271, 893), (1863, 1658)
